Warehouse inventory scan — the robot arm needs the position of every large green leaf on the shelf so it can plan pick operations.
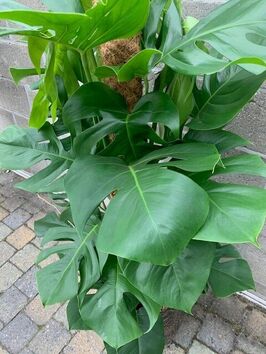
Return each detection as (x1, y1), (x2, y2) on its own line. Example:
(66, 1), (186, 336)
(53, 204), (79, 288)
(120, 241), (215, 313)
(214, 154), (266, 178)
(41, 0), (84, 13)
(65, 155), (209, 265)
(185, 129), (249, 153)
(163, 0), (266, 75)
(190, 66), (266, 130)
(105, 308), (164, 354)
(36, 213), (100, 305)
(0, 125), (73, 192)
(194, 182), (266, 245)
(0, 0), (150, 52)
(134, 143), (221, 173)
(209, 245), (255, 297)
(63, 83), (180, 158)
(79, 258), (161, 349)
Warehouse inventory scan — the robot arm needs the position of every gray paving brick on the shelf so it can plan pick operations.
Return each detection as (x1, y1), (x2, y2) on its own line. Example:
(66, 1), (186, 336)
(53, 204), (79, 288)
(19, 349), (34, 354)
(15, 266), (38, 299)
(236, 334), (266, 354)
(197, 292), (214, 308)
(0, 313), (38, 353)
(0, 108), (15, 132)
(188, 340), (215, 354)
(0, 207), (8, 222)
(197, 314), (235, 354)
(13, 114), (29, 128)
(11, 244), (39, 272)
(0, 241), (15, 266)
(245, 309), (266, 345)
(0, 286), (27, 324)
(210, 296), (247, 324)
(183, 0), (226, 19)
(0, 223), (12, 241)
(53, 303), (68, 329)
(0, 40), (32, 80)
(0, 79), (30, 117)
(228, 91), (266, 154)
(3, 208), (31, 230)
(0, 345), (9, 354)
(0, 321), (3, 331)
(0, 262), (22, 292)
(16, 0), (46, 10)
(163, 344), (185, 354)
(2, 196), (26, 212)
(28, 319), (71, 354)
(174, 314), (201, 349)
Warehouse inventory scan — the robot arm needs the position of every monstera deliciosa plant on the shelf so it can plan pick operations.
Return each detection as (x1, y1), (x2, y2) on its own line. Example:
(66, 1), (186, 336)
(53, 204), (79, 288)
(0, 0), (266, 351)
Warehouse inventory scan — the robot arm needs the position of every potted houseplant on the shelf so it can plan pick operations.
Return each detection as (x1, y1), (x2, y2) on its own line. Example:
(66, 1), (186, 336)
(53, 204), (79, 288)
(0, 0), (265, 352)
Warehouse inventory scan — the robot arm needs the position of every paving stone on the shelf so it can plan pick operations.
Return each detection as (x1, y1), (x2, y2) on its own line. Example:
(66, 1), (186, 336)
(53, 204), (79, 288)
(15, 266), (38, 299)
(0, 345), (9, 354)
(0, 195), (4, 203)
(0, 313), (38, 353)
(54, 303), (68, 329)
(0, 241), (15, 266)
(0, 286), (27, 324)
(0, 39), (32, 80)
(26, 211), (46, 231)
(0, 322), (3, 331)
(210, 296), (247, 324)
(0, 107), (15, 132)
(0, 223), (12, 241)
(1, 196), (26, 212)
(6, 226), (35, 250)
(0, 262), (22, 292)
(188, 340), (216, 354)
(163, 310), (184, 344)
(245, 309), (266, 344)
(0, 183), (16, 198)
(3, 208), (31, 230)
(191, 303), (206, 321)
(11, 244), (39, 272)
(63, 331), (104, 354)
(0, 79), (30, 117)
(228, 91), (266, 154)
(19, 349), (34, 354)
(197, 314), (235, 354)
(25, 295), (60, 326)
(183, 0), (225, 19)
(28, 319), (71, 354)
(197, 292), (214, 308)
(0, 208), (8, 222)
(236, 334), (266, 354)
(163, 344), (185, 354)
(231, 351), (245, 354)
(174, 314), (201, 349)
(22, 197), (45, 215)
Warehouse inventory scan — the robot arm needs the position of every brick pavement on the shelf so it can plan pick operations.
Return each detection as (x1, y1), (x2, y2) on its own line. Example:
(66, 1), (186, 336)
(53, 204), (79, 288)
(0, 170), (265, 354)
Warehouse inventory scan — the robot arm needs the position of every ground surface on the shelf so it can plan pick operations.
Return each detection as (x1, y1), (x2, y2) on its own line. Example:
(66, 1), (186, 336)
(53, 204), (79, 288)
(0, 171), (265, 354)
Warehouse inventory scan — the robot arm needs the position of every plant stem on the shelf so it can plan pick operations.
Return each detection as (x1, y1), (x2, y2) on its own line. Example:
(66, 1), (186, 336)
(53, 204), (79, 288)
(81, 51), (92, 82)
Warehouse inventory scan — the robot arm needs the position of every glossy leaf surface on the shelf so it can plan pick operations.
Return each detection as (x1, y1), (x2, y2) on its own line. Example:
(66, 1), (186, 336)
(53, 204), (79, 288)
(120, 241), (215, 312)
(80, 258), (161, 348)
(37, 213), (100, 305)
(209, 245), (255, 297)
(65, 155), (209, 265)
(194, 183), (266, 245)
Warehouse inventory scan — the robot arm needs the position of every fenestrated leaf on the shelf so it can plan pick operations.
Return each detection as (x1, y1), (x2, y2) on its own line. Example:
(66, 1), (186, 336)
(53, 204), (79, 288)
(0, 125), (73, 192)
(120, 241), (215, 313)
(189, 66), (266, 130)
(134, 143), (221, 173)
(163, 0), (266, 75)
(67, 297), (89, 330)
(36, 213), (100, 305)
(214, 154), (266, 178)
(65, 154), (209, 265)
(0, 0), (150, 53)
(105, 308), (164, 354)
(79, 257), (161, 349)
(35, 212), (66, 237)
(194, 182), (266, 245)
(209, 245), (255, 297)
(185, 129), (249, 153)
